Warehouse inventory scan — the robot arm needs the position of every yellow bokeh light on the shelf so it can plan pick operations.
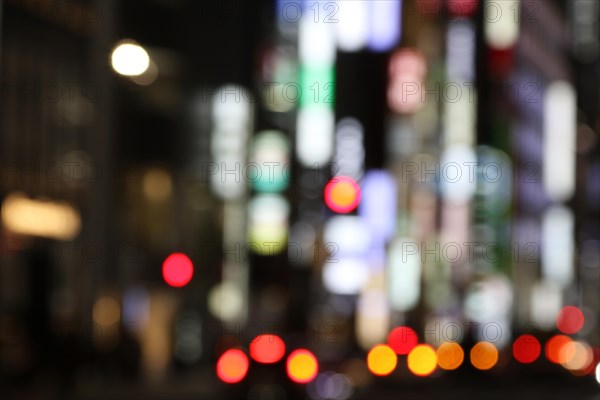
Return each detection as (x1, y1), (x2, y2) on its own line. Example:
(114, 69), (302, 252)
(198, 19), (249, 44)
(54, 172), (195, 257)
(470, 341), (498, 370)
(407, 344), (437, 376)
(93, 296), (121, 327)
(287, 349), (318, 383)
(436, 342), (464, 371)
(143, 168), (172, 203)
(367, 344), (397, 376)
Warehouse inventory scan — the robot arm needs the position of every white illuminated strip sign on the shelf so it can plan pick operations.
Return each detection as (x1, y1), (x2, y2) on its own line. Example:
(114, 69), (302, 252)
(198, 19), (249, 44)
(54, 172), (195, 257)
(356, 275), (390, 349)
(296, 106), (335, 167)
(248, 194), (290, 255)
(358, 170), (396, 243)
(333, 118), (364, 179)
(530, 281), (563, 331)
(541, 205), (574, 288)
(440, 145), (477, 203)
(210, 85), (252, 200)
(464, 275), (513, 349)
(368, 0), (402, 52)
(324, 216), (371, 257)
(484, 0), (520, 50)
(447, 21), (476, 82)
(441, 20), (477, 217)
(387, 238), (421, 312)
(209, 85), (253, 322)
(322, 216), (370, 294)
(296, 4), (335, 168)
(543, 81), (576, 202)
(444, 21), (476, 147)
(443, 91), (476, 147)
(298, 7), (335, 66)
(335, 0), (369, 52)
(250, 130), (290, 193)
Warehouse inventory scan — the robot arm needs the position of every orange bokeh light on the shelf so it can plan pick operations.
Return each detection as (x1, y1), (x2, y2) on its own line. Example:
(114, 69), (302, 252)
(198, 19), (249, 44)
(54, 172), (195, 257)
(216, 349), (249, 384)
(287, 349), (318, 383)
(249, 334), (286, 364)
(324, 176), (361, 213)
(437, 342), (464, 370)
(470, 342), (498, 370)
(546, 335), (573, 364)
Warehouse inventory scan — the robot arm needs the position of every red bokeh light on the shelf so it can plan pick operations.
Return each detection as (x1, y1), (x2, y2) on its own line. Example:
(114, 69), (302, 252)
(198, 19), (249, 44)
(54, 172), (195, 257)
(324, 176), (361, 213)
(162, 252), (194, 287)
(216, 349), (249, 384)
(249, 334), (286, 364)
(556, 306), (585, 334)
(447, 0), (479, 16)
(387, 326), (419, 355)
(512, 334), (541, 364)
(545, 335), (572, 364)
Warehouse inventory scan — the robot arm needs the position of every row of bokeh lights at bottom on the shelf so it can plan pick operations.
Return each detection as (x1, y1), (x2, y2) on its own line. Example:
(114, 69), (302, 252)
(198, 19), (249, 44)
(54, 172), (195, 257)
(216, 330), (600, 388)
(217, 335), (318, 384)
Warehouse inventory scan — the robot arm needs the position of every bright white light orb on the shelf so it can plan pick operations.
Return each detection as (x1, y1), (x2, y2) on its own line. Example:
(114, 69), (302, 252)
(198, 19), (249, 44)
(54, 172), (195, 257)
(111, 41), (150, 76)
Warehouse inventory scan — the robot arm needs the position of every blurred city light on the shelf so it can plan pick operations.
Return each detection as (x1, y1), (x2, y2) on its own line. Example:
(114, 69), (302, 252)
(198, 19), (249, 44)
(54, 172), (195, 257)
(387, 326), (419, 355)
(484, 0), (520, 49)
(546, 335), (574, 364)
(162, 253), (194, 288)
(249, 334), (286, 364)
(407, 344), (438, 377)
(287, 349), (319, 384)
(2, 1), (599, 398)
(324, 176), (361, 214)
(216, 349), (250, 384)
(1, 192), (81, 240)
(512, 334), (541, 364)
(366, 344), (397, 376)
(368, 0), (402, 51)
(111, 40), (150, 76)
(556, 306), (586, 334)
(437, 342), (464, 371)
(470, 342), (499, 370)
(335, 0), (369, 52)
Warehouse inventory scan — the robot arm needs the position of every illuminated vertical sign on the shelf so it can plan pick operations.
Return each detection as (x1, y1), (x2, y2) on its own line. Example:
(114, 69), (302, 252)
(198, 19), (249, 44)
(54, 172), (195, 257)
(543, 81), (576, 202)
(368, 0), (402, 52)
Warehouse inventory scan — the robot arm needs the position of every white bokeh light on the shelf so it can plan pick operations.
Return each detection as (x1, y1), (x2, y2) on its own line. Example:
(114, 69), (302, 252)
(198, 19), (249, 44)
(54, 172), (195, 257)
(111, 41), (150, 76)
